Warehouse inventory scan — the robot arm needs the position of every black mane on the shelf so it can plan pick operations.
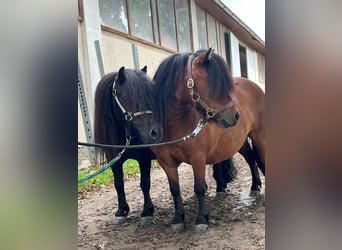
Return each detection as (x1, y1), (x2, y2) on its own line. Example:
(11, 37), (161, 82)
(193, 49), (234, 100)
(153, 50), (234, 128)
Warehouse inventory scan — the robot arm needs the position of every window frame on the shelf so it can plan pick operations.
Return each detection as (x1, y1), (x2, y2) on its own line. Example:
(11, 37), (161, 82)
(78, 0), (83, 21)
(97, 0), (192, 53)
(239, 43), (248, 78)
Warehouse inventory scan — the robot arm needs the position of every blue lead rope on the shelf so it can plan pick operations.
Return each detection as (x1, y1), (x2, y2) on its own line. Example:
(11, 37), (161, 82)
(78, 141), (128, 185)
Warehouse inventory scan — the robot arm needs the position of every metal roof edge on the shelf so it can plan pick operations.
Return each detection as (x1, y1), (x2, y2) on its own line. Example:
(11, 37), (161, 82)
(212, 0), (265, 47)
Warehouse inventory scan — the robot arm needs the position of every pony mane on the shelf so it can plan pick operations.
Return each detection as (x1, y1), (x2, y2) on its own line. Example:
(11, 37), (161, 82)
(94, 68), (154, 163)
(193, 49), (234, 100)
(153, 50), (234, 128)
(121, 69), (155, 116)
(94, 72), (119, 163)
(153, 52), (191, 128)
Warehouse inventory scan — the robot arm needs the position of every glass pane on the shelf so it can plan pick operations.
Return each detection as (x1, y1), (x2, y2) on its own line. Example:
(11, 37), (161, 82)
(196, 6), (207, 49)
(157, 0), (177, 50)
(207, 14), (218, 52)
(128, 0), (153, 42)
(175, 0), (191, 52)
(151, 0), (160, 44)
(99, 0), (128, 33)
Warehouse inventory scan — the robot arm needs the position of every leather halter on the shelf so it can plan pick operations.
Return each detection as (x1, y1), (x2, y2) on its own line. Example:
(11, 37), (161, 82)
(186, 55), (235, 120)
(112, 79), (152, 121)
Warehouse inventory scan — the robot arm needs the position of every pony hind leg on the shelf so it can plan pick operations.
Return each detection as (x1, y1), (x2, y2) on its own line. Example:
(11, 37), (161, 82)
(137, 156), (154, 225)
(249, 128), (266, 176)
(239, 140), (262, 196)
(213, 158), (237, 197)
(252, 142), (265, 176)
(111, 160), (130, 224)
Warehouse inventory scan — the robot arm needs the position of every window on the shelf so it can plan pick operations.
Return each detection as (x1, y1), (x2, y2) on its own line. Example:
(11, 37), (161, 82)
(207, 14), (218, 52)
(128, 0), (153, 42)
(239, 44), (248, 78)
(98, 0), (191, 53)
(196, 6), (207, 50)
(99, 0), (128, 33)
(151, 0), (160, 44)
(217, 26), (232, 73)
(175, 0), (191, 52)
(157, 0), (177, 50)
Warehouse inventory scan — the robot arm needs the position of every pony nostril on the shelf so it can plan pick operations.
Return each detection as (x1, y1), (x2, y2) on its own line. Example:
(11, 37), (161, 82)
(149, 127), (159, 139)
(234, 112), (240, 121)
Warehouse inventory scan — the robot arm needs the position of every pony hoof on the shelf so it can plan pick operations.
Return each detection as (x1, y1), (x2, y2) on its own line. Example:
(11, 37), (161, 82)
(249, 190), (261, 197)
(113, 216), (127, 225)
(171, 223), (185, 233)
(215, 192), (227, 199)
(140, 216), (154, 225)
(194, 224), (208, 233)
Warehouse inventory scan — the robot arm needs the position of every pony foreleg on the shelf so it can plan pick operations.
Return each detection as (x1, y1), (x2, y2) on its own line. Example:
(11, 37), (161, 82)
(162, 166), (185, 233)
(194, 171), (209, 232)
(138, 159), (154, 225)
(111, 163), (130, 224)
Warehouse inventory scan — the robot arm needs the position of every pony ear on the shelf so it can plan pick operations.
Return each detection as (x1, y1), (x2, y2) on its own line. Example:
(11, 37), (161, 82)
(117, 66), (126, 84)
(141, 65), (147, 73)
(204, 47), (214, 62)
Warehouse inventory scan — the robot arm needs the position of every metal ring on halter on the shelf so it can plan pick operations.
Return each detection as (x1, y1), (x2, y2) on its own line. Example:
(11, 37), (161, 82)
(187, 78), (194, 88)
(206, 109), (216, 118)
(191, 93), (200, 102)
(124, 112), (133, 121)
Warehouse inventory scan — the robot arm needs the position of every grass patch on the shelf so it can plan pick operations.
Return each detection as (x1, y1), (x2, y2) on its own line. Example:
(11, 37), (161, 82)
(78, 159), (159, 193)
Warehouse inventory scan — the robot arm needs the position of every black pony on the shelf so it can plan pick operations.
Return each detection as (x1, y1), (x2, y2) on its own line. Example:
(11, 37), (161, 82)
(94, 66), (162, 225)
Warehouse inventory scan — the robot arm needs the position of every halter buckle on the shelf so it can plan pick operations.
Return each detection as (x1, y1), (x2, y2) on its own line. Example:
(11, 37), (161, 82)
(187, 78), (194, 89)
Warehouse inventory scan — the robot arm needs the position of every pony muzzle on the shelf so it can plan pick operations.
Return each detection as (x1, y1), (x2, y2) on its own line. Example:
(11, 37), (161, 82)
(216, 110), (240, 128)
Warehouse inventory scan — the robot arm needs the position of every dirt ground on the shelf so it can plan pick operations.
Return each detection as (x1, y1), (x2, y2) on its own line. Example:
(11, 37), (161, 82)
(78, 154), (265, 250)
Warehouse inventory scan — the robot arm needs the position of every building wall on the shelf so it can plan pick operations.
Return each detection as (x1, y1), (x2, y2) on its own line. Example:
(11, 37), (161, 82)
(230, 32), (241, 77)
(101, 31), (172, 78)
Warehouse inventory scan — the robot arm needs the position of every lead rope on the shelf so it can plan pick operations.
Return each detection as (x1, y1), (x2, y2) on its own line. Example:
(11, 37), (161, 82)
(78, 137), (130, 184)
(78, 120), (207, 184)
(77, 119), (207, 150)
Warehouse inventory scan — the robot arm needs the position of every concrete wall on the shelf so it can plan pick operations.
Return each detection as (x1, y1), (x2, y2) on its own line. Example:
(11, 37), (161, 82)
(101, 31), (172, 78)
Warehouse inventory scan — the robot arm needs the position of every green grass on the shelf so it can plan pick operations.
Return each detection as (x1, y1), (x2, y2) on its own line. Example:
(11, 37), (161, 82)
(78, 159), (159, 193)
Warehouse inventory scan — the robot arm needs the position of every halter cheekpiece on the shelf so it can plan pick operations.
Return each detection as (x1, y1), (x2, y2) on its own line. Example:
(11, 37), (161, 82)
(112, 78), (153, 122)
(186, 55), (235, 120)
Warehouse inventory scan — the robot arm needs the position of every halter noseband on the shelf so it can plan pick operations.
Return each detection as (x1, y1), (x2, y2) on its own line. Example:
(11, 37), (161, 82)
(112, 79), (152, 122)
(186, 55), (235, 120)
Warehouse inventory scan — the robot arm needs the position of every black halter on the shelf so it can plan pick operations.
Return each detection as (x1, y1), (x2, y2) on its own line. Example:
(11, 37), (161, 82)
(186, 55), (235, 120)
(112, 78), (152, 138)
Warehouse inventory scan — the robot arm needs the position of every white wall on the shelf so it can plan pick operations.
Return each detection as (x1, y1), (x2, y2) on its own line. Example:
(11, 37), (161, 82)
(230, 32), (241, 77)
(246, 47), (256, 82)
